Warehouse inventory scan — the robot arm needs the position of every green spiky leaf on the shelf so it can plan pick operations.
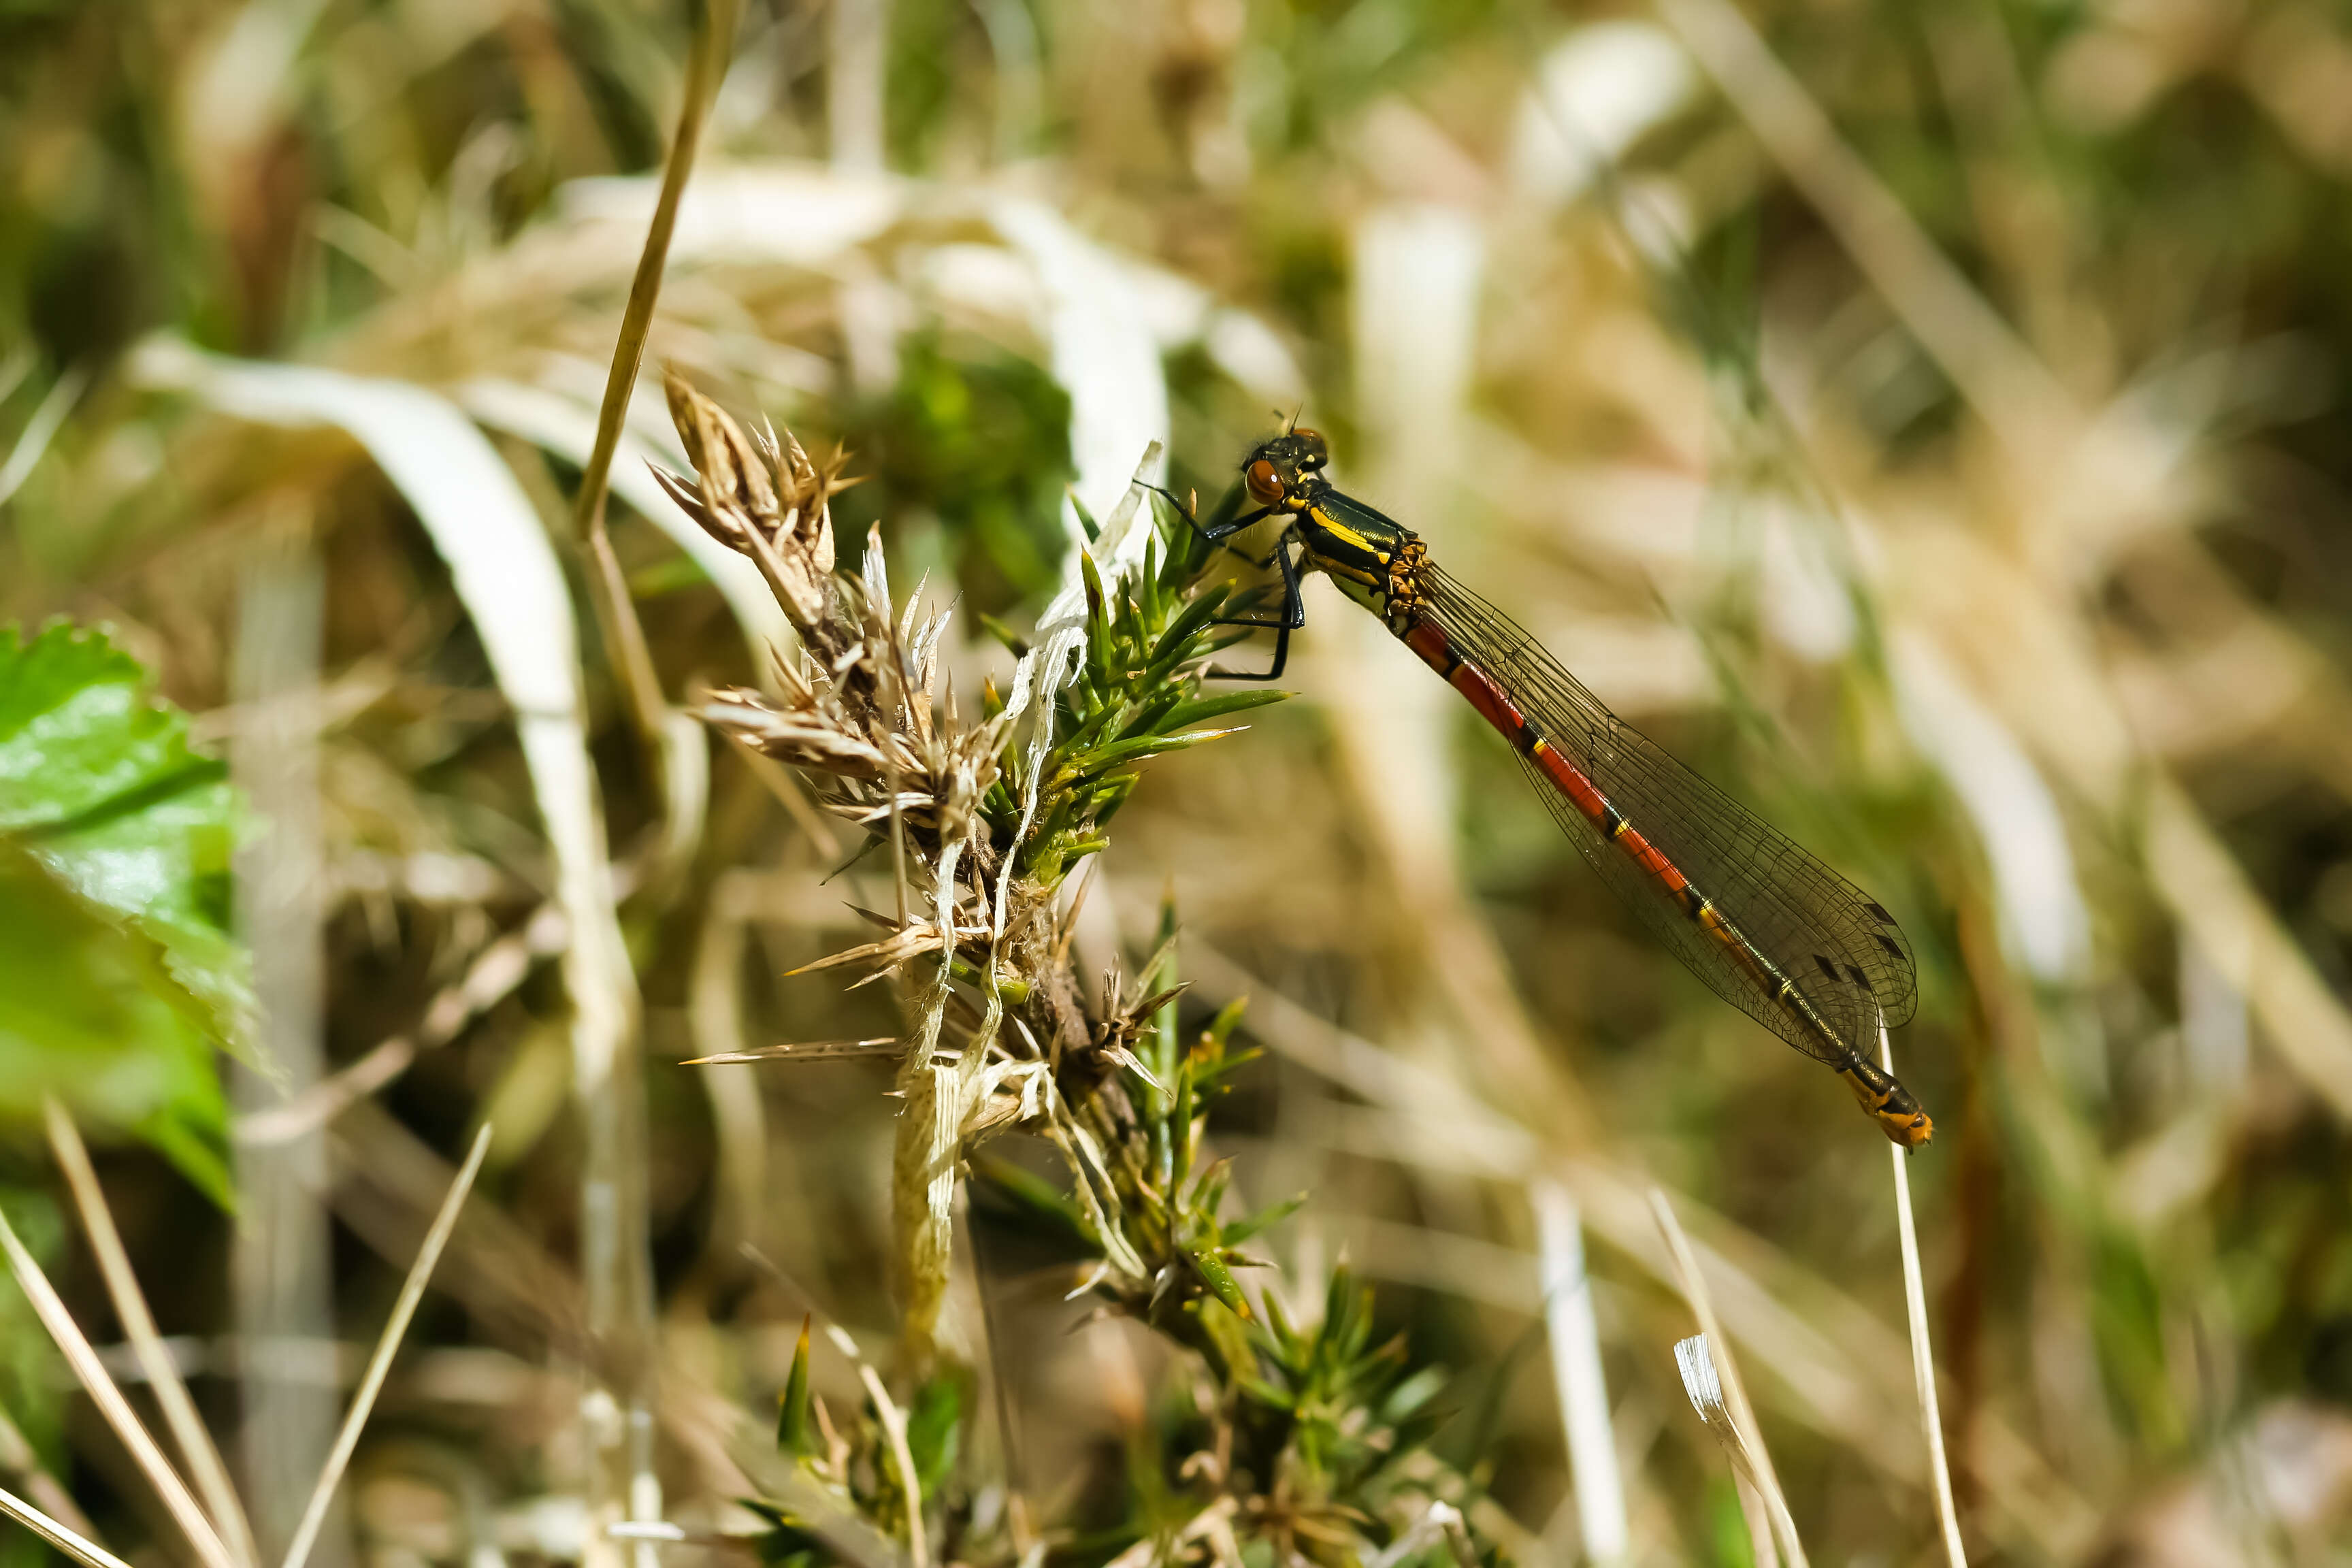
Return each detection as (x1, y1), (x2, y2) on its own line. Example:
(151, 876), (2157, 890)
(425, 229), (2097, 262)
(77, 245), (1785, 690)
(778, 1317), (815, 1458)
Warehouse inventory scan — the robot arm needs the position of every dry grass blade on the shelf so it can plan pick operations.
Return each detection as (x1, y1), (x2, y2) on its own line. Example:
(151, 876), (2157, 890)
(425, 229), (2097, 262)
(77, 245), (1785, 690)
(1673, 1336), (1778, 1568)
(1651, 1189), (1807, 1568)
(0, 1201), (238, 1568)
(1882, 1030), (1968, 1566)
(43, 1101), (257, 1568)
(1531, 1179), (1628, 1566)
(278, 1124), (493, 1568)
(0, 1484), (139, 1568)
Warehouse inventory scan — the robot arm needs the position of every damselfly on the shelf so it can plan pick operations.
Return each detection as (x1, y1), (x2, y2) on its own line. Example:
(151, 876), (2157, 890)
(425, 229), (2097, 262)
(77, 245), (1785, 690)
(1173, 427), (1930, 1147)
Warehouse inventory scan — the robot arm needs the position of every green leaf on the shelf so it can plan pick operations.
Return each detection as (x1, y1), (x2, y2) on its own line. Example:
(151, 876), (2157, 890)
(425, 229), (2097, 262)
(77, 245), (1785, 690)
(1067, 728), (1228, 779)
(977, 613), (1032, 657)
(1185, 1245), (1251, 1318)
(0, 623), (255, 1058)
(0, 622), (257, 1201)
(778, 1317), (815, 1458)
(1156, 689), (1288, 732)
(972, 1157), (1098, 1253)
(904, 1370), (964, 1495)
(1221, 1193), (1306, 1247)
(0, 848), (232, 1205)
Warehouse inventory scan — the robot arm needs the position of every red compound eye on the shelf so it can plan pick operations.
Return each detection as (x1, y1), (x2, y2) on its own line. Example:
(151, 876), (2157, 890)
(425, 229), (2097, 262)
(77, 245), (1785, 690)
(1245, 459), (1285, 504)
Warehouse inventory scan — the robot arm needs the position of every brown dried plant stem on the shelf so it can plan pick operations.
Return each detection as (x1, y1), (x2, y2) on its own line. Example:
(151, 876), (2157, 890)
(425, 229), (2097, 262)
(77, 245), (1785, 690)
(570, 0), (742, 749)
(561, 6), (738, 1568)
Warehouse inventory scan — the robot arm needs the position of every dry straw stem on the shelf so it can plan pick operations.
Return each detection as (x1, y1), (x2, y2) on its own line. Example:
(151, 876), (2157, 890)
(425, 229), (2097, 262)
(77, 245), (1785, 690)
(1882, 1030), (1967, 1567)
(43, 1101), (258, 1568)
(0, 1484), (138, 1568)
(0, 1400), (97, 1544)
(278, 1124), (491, 1568)
(0, 1199), (239, 1568)
(1652, 1190), (1804, 1567)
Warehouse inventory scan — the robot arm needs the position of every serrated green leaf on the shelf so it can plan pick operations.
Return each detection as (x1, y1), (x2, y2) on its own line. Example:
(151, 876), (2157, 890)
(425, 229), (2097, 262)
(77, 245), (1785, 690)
(0, 623), (255, 1202)
(0, 623), (255, 1060)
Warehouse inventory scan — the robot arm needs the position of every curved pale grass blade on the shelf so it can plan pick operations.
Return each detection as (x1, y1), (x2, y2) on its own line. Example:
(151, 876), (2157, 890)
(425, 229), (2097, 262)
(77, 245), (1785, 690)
(1652, 1191), (1808, 1568)
(1892, 634), (2087, 983)
(554, 166), (902, 270)
(990, 197), (1169, 551)
(127, 341), (638, 1121)
(1673, 1335), (1778, 1568)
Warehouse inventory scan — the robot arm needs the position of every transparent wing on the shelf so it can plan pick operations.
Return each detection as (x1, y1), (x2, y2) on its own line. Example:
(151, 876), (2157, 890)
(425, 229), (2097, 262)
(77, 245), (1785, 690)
(1418, 565), (1915, 1062)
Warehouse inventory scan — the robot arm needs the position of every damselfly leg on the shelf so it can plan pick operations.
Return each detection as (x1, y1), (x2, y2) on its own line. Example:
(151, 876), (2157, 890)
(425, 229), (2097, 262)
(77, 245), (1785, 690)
(1143, 483), (1303, 680)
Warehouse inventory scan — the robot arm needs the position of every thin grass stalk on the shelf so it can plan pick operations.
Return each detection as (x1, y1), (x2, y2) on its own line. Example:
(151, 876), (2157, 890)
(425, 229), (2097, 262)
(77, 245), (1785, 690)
(0, 1484), (139, 1568)
(1529, 1179), (1628, 1567)
(1883, 1027), (1967, 1565)
(278, 1126), (492, 1568)
(853, 1360), (928, 1568)
(559, 10), (738, 1564)
(43, 1102), (258, 1568)
(0, 363), (86, 506)
(816, 1323), (928, 1568)
(0, 1205), (238, 1568)
(568, 0), (742, 748)
(0, 1397), (99, 1542)
(1649, 1189), (1807, 1568)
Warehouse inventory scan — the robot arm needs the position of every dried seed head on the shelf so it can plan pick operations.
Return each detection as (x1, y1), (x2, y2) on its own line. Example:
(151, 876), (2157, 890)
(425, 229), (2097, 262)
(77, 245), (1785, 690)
(662, 366), (776, 544)
(653, 368), (836, 629)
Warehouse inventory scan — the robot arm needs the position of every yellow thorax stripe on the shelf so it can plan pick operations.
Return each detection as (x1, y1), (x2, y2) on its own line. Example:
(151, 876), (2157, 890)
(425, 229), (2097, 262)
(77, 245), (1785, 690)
(1308, 506), (1374, 554)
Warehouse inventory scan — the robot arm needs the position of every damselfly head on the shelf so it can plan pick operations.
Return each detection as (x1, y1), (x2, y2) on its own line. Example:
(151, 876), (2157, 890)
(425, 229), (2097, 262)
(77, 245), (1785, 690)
(1241, 427), (1329, 506)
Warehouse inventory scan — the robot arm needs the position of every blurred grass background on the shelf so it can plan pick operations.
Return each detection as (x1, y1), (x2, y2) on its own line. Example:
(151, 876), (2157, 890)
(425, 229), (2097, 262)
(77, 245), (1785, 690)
(7, 0), (2352, 1562)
